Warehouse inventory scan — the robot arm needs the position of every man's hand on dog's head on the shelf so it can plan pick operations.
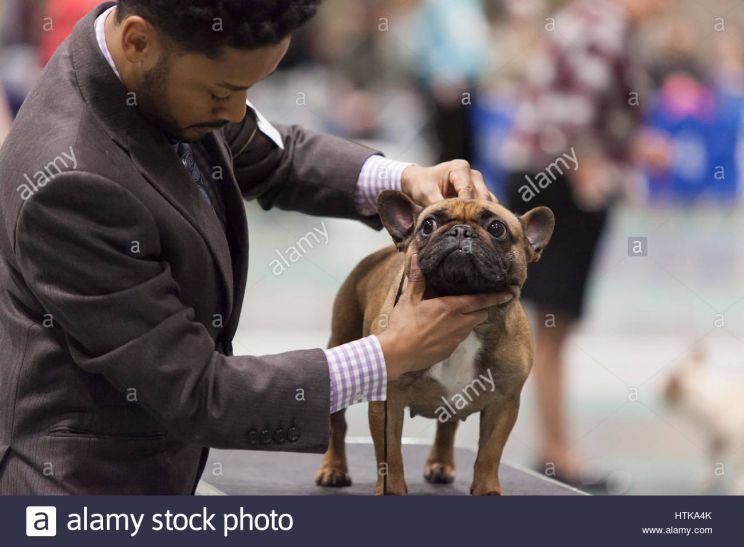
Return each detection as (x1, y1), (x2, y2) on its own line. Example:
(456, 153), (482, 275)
(376, 255), (513, 382)
(401, 160), (498, 207)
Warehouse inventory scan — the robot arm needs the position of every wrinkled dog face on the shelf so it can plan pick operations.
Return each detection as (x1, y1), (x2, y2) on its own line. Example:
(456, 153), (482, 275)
(377, 191), (555, 298)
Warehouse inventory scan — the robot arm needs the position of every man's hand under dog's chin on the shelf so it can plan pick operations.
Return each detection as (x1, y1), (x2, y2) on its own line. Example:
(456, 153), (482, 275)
(400, 160), (498, 206)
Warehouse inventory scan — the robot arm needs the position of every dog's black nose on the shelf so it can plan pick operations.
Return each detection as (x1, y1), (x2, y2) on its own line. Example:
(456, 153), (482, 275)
(448, 224), (474, 239)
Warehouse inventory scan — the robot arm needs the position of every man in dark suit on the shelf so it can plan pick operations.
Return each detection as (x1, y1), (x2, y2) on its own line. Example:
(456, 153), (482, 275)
(0, 0), (507, 494)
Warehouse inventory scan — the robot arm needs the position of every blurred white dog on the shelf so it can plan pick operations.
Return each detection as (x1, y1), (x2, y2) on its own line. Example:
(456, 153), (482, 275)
(663, 348), (744, 494)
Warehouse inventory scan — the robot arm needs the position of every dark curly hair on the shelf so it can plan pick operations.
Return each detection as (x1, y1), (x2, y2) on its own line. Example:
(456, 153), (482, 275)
(116, 0), (321, 57)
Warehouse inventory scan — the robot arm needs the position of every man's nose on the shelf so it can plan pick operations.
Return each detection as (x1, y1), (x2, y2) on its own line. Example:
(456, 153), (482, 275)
(215, 94), (248, 124)
(448, 224), (474, 239)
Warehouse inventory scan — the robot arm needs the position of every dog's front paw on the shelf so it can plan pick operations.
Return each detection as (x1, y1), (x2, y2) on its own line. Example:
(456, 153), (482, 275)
(424, 462), (455, 484)
(315, 465), (352, 488)
(470, 480), (503, 496)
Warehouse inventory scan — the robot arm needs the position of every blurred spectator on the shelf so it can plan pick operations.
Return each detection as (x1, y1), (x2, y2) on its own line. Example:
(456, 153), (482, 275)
(0, 0), (43, 114)
(501, 0), (669, 492)
(642, 17), (743, 203)
(274, 0), (415, 140)
(643, 72), (741, 203)
(311, 0), (405, 139)
(470, 0), (551, 195)
(0, 85), (11, 144)
(647, 17), (705, 86)
(483, 0), (550, 96)
(0, 0), (43, 46)
(712, 35), (744, 97)
(404, 0), (490, 163)
(39, 0), (101, 66)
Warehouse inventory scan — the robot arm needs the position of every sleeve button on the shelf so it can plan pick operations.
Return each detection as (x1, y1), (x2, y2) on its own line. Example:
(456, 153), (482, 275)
(248, 429), (259, 446)
(260, 428), (273, 445)
(287, 426), (300, 442)
(273, 428), (286, 444)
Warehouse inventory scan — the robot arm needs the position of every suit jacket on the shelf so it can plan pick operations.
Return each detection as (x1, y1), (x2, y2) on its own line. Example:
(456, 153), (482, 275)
(0, 3), (383, 494)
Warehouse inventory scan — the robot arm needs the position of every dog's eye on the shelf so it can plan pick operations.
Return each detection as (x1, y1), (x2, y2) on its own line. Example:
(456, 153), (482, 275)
(487, 221), (507, 239)
(421, 218), (437, 236)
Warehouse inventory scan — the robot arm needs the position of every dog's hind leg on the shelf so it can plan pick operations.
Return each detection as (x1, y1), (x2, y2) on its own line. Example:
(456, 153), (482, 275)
(316, 409), (352, 487)
(424, 421), (458, 484)
(315, 275), (365, 488)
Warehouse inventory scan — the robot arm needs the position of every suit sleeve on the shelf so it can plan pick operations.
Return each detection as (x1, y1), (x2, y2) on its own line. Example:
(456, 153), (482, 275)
(223, 107), (384, 230)
(13, 172), (330, 452)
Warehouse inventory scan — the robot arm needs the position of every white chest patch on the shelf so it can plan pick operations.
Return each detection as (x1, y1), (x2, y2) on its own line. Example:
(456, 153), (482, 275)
(426, 331), (482, 396)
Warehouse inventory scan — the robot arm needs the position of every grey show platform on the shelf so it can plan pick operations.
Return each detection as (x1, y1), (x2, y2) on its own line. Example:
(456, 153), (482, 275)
(198, 441), (587, 496)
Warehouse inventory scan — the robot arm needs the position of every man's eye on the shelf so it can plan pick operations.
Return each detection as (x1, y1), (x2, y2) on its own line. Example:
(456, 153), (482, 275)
(421, 218), (437, 235)
(211, 93), (231, 103)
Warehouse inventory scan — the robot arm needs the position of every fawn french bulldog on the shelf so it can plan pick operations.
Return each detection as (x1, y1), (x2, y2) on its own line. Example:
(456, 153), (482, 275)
(316, 191), (554, 495)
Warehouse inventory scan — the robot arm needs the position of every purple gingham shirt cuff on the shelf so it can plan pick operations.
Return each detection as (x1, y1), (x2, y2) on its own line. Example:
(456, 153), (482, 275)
(324, 335), (388, 413)
(354, 155), (412, 216)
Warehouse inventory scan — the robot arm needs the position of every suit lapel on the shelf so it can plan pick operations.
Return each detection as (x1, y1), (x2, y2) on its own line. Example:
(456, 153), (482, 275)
(198, 134), (249, 345)
(69, 3), (235, 322)
(127, 131), (234, 315)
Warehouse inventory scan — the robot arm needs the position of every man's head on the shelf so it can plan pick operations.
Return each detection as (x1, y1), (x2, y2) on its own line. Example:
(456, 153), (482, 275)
(377, 191), (554, 298)
(110, 0), (320, 141)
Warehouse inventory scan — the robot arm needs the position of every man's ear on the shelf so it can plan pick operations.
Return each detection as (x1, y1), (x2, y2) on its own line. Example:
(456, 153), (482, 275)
(377, 190), (423, 251)
(520, 206), (555, 263)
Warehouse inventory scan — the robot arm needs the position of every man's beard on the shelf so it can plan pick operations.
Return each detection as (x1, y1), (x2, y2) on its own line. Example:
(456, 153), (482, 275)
(135, 56), (227, 143)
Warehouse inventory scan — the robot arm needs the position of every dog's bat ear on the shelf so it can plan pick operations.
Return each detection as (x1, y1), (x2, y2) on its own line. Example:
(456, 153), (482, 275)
(377, 190), (423, 251)
(520, 206), (555, 263)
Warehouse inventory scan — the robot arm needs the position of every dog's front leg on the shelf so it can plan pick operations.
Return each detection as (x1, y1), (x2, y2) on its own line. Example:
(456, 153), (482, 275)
(369, 396), (407, 495)
(470, 396), (520, 496)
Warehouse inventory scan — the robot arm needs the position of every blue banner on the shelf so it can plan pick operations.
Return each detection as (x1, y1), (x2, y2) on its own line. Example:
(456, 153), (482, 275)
(3, 496), (742, 546)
